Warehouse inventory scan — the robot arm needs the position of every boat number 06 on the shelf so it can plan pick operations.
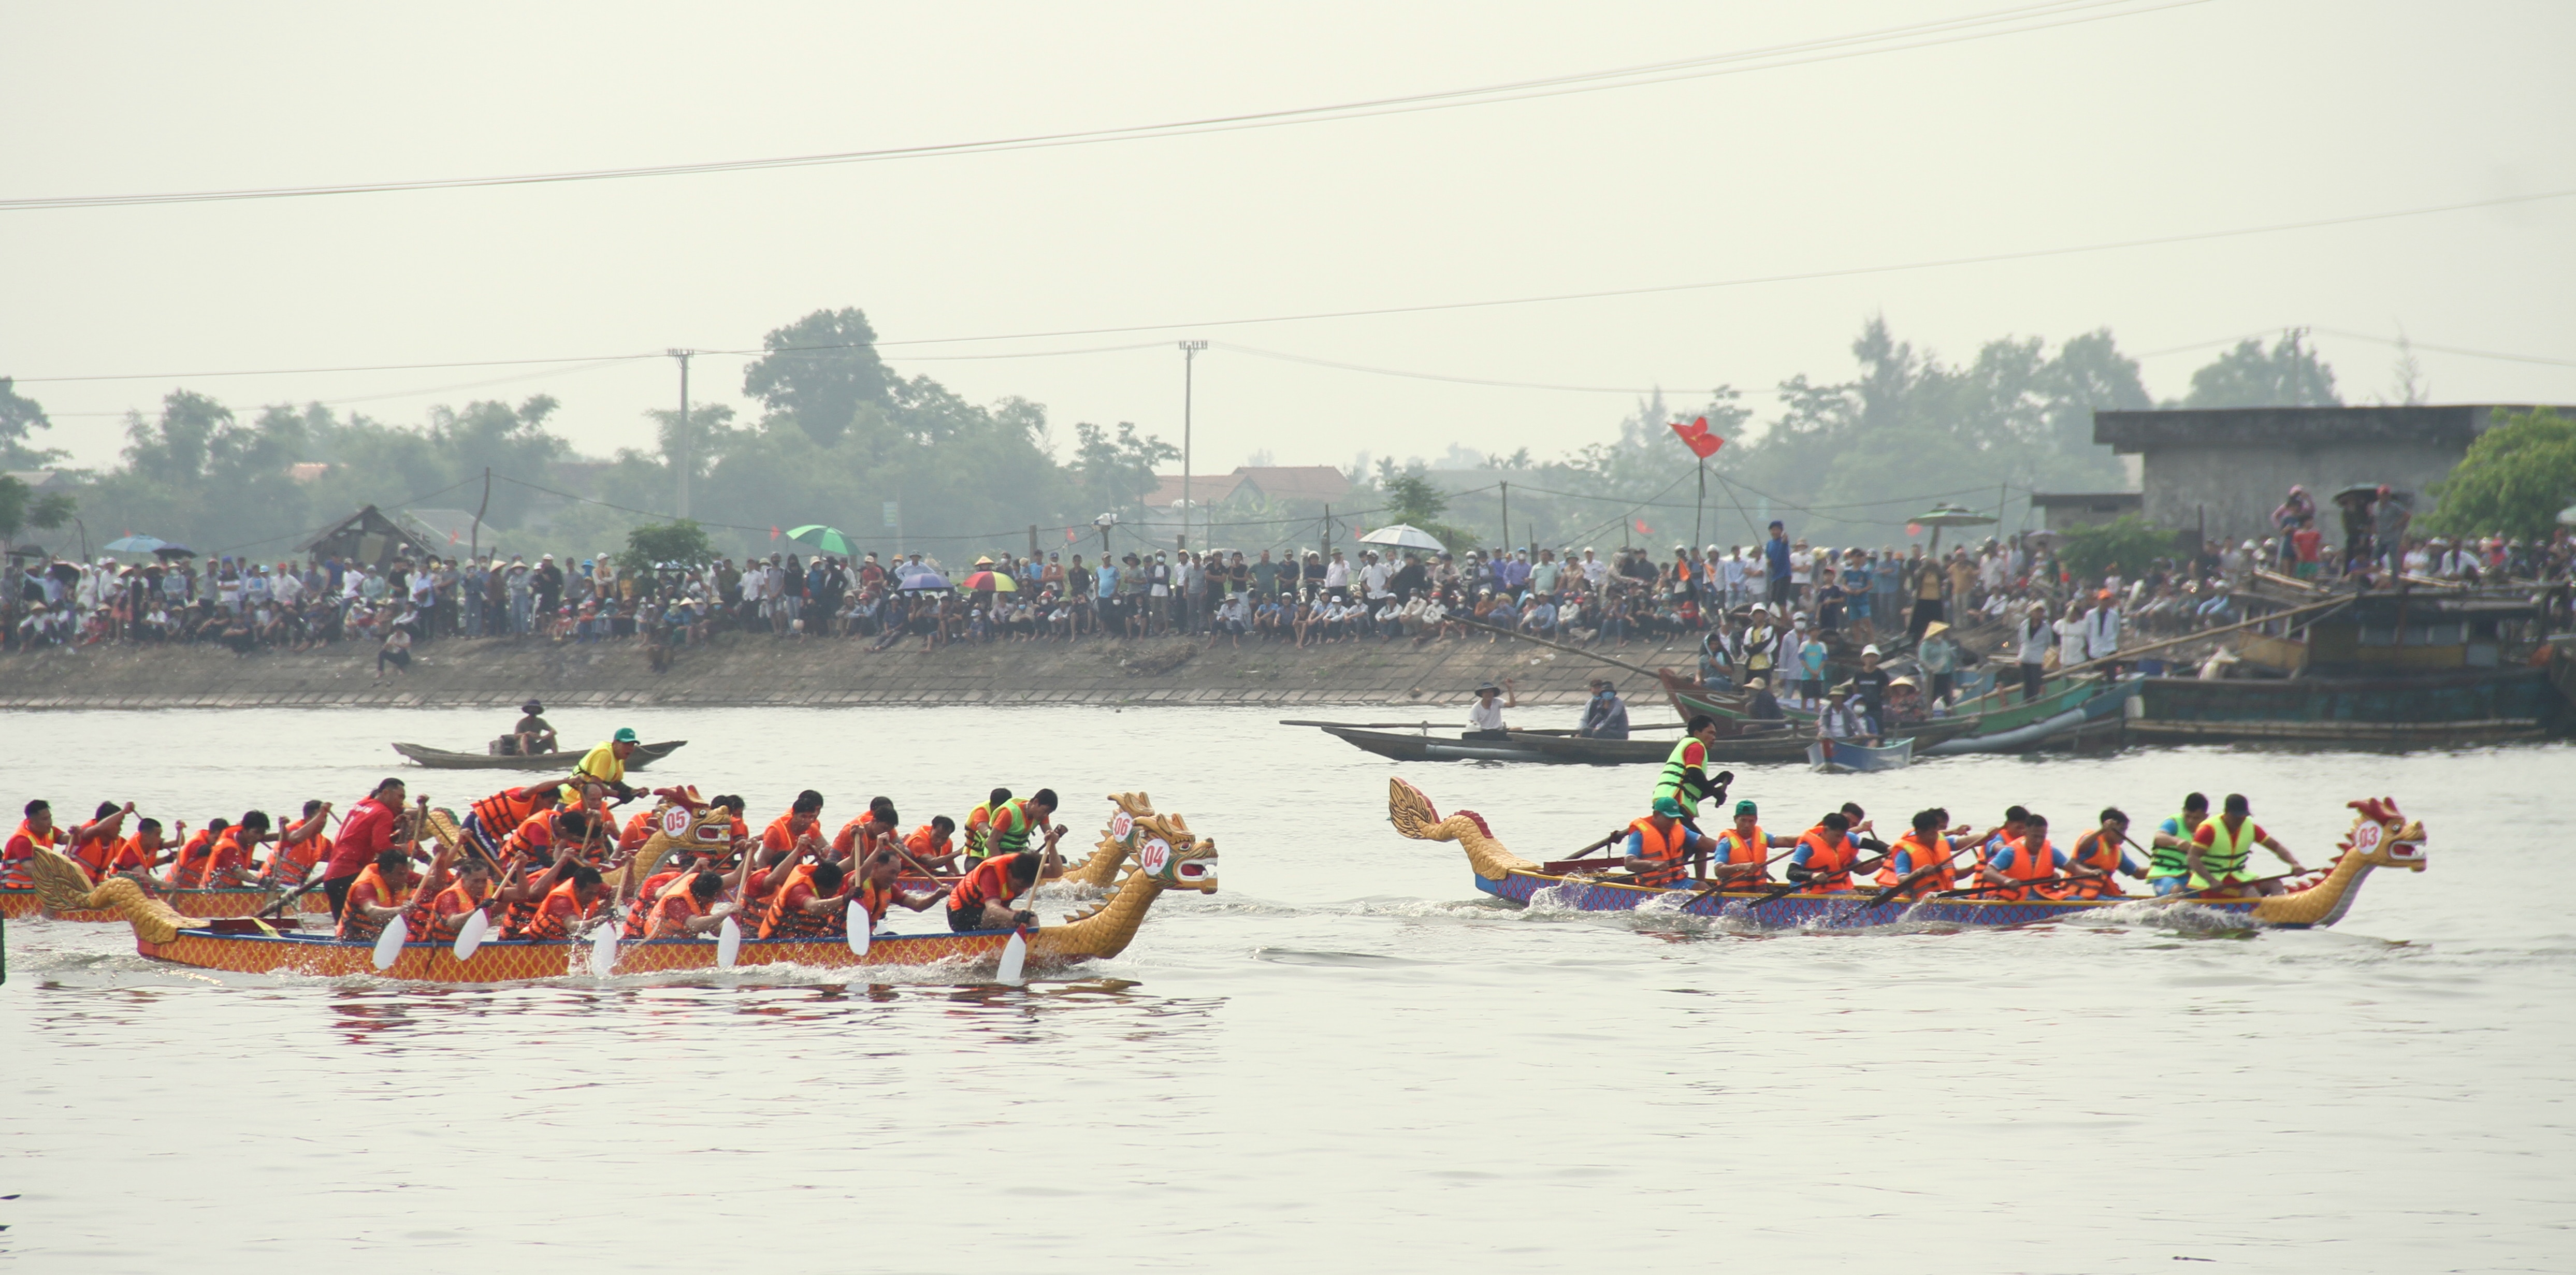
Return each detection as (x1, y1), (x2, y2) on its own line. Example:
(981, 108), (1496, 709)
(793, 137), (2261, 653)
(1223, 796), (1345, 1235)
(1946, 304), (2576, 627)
(1110, 810), (1134, 841)
(1137, 837), (1171, 875)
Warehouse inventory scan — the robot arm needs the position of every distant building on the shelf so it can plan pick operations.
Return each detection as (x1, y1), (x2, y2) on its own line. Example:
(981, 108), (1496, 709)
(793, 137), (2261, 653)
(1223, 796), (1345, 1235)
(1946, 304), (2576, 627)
(1144, 465), (1352, 511)
(2092, 405), (2575, 541)
(2029, 490), (2142, 533)
(303, 505), (440, 569)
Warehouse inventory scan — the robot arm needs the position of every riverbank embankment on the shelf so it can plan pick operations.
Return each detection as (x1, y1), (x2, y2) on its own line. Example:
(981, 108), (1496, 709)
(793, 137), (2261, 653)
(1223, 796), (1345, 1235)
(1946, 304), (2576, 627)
(0, 632), (1702, 712)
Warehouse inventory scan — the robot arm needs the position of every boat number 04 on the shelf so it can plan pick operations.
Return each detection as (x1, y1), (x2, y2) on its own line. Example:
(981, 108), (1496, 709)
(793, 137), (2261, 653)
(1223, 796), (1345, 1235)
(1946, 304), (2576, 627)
(1136, 837), (1171, 875)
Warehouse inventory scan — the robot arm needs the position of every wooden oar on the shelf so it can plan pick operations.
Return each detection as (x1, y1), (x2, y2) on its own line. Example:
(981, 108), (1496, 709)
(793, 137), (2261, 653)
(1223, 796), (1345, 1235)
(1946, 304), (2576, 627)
(994, 845), (1058, 986)
(1280, 719), (1465, 730)
(1562, 829), (1627, 861)
(256, 808), (350, 918)
(1846, 844), (1973, 913)
(2149, 867), (2315, 904)
(1935, 875), (2080, 900)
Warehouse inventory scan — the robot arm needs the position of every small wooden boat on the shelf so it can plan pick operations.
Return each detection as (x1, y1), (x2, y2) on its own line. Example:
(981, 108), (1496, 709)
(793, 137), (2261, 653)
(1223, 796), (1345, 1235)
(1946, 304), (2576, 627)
(1320, 725), (1825, 765)
(25, 793), (1214, 982)
(1806, 736), (1914, 773)
(1387, 777), (2424, 931)
(390, 740), (686, 771)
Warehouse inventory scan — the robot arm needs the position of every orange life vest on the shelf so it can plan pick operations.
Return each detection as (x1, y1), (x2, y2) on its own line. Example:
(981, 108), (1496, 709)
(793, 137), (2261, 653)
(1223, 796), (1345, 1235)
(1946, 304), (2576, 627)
(415, 880), (491, 945)
(170, 829), (221, 889)
(856, 879), (897, 927)
(948, 853), (1025, 916)
(1889, 831), (1958, 895)
(1713, 823), (1770, 888)
(198, 830), (254, 888)
(520, 879), (594, 940)
(1796, 829), (1857, 893)
(644, 885), (706, 939)
(70, 824), (121, 878)
(1627, 817), (1691, 889)
(757, 864), (824, 939)
(618, 809), (654, 852)
(1988, 837), (2060, 902)
(903, 824), (951, 862)
(2064, 832), (2125, 900)
(270, 818), (329, 883)
(623, 869), (686, 936)
(501, 812), (559, 863)
(4, 820), (61, 889)
(337, 863), (410, 941)
(761, 814), (816, 857)
(471, 788), (541, 836)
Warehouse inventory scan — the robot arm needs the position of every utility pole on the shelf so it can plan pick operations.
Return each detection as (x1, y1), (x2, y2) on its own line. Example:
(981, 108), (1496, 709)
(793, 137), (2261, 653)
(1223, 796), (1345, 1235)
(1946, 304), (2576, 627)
(1178, 340), (1207, 551)
(667, 349), (695, 518)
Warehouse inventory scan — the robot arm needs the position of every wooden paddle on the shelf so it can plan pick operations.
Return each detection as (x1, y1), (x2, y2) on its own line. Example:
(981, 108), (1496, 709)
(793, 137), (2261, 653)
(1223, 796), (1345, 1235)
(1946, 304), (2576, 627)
(1847, 842), (1975, 912)
(994, 843), (1060, 986)
(2149, 867), (2315, 904)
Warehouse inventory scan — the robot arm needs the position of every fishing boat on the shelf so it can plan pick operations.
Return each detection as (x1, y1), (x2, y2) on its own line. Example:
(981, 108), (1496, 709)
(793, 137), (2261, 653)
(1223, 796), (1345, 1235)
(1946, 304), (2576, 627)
(22, 793), (1215, 982)
(1806, 737), (1913, 773)
(1385, 777), (2423, 931)
(1319, 725), (1815, 765)
(390, 740), (687, 771)
(0, 883), (329, 922)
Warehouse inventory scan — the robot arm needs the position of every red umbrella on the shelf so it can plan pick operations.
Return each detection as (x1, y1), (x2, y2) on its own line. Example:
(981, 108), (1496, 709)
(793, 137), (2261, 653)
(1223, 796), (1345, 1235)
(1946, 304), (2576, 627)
(962, 571), (1017, 592)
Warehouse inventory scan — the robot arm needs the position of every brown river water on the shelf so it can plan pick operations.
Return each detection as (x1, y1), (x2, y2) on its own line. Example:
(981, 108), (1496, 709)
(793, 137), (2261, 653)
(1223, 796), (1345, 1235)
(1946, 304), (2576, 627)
(3, 705), (2570, 1272)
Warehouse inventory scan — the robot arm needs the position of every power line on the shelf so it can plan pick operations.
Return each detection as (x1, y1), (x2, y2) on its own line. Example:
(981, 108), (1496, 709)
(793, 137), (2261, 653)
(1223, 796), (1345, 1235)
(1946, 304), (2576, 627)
(0, 1), (2201, 213)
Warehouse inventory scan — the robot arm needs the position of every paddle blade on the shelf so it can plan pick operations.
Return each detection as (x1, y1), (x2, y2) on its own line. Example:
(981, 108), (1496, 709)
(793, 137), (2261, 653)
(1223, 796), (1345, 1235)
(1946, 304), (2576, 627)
(589, 924), (618, 978)
(370, 915), (409, 971)
(452, 908), (491, 961)
(716, 915), (743, 969)
(996, 929), (1029, 986)
(846, 901), (870, 957)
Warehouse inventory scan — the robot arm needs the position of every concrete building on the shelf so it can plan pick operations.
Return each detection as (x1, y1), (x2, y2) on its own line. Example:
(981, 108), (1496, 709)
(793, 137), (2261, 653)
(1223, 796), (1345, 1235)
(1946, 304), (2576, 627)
(2092, 405), (2573, 541)
(2029, 490), (2142, 533)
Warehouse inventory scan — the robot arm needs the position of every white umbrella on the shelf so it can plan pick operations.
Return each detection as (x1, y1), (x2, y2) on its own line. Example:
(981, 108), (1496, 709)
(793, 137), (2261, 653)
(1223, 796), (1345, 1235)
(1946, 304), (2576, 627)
(2557, 503), (2576, 528)
(1359, 524), (1445, 552)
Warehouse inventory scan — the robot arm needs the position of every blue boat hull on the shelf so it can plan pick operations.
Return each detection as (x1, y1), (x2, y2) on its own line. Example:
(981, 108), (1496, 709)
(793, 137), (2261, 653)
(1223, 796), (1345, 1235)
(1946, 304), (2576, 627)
(1472, 868), (2274, 929)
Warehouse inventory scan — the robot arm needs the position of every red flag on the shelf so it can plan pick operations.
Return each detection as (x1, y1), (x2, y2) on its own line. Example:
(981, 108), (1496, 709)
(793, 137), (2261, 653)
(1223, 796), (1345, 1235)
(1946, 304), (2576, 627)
(769, 526), (781, 541)
(1668, 415), (1723, 459)
(1906, 522), (1923, 538)
(1065, 528), (1078, 542)
(1634, 518), (1652, 535)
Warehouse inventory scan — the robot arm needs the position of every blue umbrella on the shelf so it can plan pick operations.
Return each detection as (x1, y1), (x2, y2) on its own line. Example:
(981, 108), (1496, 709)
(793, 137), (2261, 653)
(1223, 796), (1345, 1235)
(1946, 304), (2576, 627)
(104, 535), (167, 553)
(900, 571), (952, 591)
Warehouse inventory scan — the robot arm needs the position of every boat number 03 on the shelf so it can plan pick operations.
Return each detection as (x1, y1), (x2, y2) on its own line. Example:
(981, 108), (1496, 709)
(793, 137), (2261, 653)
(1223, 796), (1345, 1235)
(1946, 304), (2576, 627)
(1136, 837), (1171, 875)
(2350, 820), (2383, 853)
(1110, 810), (1134, 841)
(660, 808), (694, 838)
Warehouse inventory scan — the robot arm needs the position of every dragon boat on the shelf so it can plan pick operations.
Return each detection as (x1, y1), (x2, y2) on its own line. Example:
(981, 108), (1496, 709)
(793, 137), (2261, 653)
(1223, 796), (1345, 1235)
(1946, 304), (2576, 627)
(1386, 777), (2424, 930)
(22, 792), (1216, 983)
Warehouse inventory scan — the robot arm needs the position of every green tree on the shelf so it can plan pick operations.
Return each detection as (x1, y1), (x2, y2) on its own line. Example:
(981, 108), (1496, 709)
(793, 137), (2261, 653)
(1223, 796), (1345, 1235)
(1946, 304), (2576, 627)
(2057, 515), (2179, 584)
(618, 519), (716, 575)
(86, 390), (315, 556)
(0, 376), (62, 468)
(1068, 421), (1178, 519)
(2179, 329), (2340, 408)
(2423, 408), (2576, 539)
(1374, 470), (1477, 550)
(740, 308), (894, 446)
(0, 473), (77, 542)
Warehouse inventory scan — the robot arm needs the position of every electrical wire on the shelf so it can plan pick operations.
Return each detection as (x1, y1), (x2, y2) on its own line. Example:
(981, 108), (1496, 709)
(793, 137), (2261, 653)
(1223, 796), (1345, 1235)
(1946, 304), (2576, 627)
(0, 1), (2201, 213)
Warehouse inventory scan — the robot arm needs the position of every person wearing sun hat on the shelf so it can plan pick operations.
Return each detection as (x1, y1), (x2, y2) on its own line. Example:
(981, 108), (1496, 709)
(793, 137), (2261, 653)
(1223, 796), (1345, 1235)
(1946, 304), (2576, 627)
(510, 700), (557, 757)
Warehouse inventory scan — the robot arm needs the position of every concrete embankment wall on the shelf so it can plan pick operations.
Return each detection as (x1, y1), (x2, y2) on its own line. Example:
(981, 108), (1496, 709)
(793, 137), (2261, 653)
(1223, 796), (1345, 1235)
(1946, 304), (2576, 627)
(0, 632), (1705, 713)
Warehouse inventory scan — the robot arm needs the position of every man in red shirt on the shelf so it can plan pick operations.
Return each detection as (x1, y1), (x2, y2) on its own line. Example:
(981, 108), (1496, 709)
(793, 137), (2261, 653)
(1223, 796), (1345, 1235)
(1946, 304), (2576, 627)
(5, 799), (63, 890)
(324, 778), (415, 920)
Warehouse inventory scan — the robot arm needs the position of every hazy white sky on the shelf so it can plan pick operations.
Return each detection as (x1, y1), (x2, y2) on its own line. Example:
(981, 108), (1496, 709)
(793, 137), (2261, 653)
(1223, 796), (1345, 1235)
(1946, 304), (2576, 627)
(6, 0), (2572, 481)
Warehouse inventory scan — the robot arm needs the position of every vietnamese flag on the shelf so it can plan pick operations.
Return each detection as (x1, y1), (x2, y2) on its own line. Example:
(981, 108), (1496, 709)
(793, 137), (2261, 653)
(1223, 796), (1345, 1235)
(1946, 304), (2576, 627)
(1634, 518), (1652, 535)
(1668, 415), (1723, 459)
(769, 526), (782, 541)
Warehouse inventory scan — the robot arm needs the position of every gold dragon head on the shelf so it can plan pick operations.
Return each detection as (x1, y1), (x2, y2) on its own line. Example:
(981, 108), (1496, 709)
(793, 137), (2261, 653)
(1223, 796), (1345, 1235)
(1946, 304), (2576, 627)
(2340, 798), (2427, 872)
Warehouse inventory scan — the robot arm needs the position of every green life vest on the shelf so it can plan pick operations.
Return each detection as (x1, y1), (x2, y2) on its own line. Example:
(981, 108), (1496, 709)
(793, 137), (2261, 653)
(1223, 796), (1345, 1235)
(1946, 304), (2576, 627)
(2149, 812), (2198, 879)
(1653, 738), (1709, 809)
(989, 799), (1038, 858)
(2189, 816), (2258, 888)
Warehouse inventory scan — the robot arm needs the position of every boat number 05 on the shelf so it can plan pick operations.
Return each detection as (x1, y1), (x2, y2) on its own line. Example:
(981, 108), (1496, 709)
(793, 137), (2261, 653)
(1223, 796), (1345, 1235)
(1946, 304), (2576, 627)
(660, 807), (694, 838)
(1137, 837), (1171, 875)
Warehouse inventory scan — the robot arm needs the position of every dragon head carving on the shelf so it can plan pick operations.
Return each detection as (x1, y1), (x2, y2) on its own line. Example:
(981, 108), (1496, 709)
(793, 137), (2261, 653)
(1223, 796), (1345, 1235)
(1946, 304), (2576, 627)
(1130, 812), (1217, 894)
(2341, 798), (2427, 872)
(635, 796), (736, 868)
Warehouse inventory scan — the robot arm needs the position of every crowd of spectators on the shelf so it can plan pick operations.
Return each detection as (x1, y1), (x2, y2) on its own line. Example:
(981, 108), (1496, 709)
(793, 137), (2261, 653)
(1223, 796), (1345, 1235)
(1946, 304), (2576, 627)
(11, 505), (2569, 696)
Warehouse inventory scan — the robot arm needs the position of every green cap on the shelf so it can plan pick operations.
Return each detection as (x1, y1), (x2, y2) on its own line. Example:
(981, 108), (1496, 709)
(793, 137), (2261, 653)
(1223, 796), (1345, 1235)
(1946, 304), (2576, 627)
(1652, 796), (1685, 818)
(613, 727), (639, 743)
(1735, 800), (1758, 816)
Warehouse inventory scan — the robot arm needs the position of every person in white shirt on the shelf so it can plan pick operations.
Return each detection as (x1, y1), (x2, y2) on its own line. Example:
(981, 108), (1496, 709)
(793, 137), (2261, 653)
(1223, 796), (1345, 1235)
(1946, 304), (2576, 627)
(2055, 601), (2090, 673)
(1464, 679), (1517, 738)
(1579, 549), (1607, 588)
(273, 567), (303, 606)
(2085, 591), (2122, 669)
(2013, 601), (2053, 702)
(1323, 551), (1351, 593)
